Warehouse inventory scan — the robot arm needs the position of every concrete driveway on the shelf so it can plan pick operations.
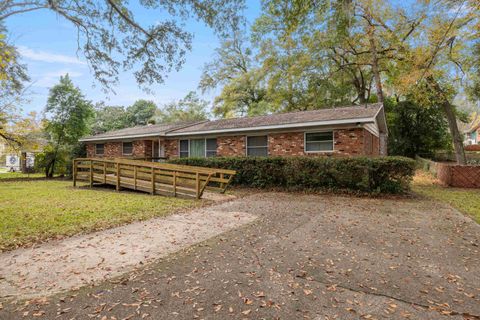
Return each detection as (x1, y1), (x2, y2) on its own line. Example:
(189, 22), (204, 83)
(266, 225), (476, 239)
(1, 192), (479, 319)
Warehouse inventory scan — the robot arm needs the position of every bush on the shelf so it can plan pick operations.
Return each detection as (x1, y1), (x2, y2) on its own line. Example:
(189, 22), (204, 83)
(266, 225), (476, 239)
(169, 156), (416, 194)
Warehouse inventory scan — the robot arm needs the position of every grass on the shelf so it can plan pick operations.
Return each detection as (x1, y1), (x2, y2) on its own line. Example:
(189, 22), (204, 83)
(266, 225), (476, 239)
(412, 170), (480, 223)
(0, 180), (196, 251)
(0, 171), (45, 180)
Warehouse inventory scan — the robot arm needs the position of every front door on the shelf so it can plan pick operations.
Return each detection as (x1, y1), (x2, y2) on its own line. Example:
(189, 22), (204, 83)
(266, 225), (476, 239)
(153, 141), (159, 159)
(190, 139), (205, 158)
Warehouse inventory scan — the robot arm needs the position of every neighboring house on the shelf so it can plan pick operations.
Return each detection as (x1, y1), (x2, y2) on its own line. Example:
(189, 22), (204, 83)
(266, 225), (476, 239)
(464, 124), (479, 145)
(80, 103), (388, 159)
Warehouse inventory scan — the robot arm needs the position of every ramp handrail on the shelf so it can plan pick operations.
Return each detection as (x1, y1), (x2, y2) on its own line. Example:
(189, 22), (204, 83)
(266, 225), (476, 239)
(73, 158), (235, 199)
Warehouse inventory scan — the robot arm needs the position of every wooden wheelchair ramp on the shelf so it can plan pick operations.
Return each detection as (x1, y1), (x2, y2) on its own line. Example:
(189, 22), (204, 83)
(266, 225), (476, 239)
(73, 158), (236, 199)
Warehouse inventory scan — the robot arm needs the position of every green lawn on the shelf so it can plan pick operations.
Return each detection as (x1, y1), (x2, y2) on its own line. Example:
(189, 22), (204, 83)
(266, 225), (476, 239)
(413, 171), (480, 223)
(0, 171), (45, 180)
(0, 180), (195, 251)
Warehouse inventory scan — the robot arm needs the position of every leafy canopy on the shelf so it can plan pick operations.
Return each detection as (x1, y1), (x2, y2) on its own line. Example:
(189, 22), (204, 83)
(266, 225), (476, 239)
(41, 74), (94, 177)
(154, 91), (209, 123)
(0, 0), (245, 90)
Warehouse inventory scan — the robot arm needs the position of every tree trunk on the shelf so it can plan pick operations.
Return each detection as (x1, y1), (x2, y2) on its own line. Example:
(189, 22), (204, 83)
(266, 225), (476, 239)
(427, 76), (466, 164)
(368, 29), (384, 104)
(441, 101), (467, 164)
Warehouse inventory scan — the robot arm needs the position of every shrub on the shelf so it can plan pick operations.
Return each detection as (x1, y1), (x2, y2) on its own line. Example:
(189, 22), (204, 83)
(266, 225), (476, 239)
(169, 156), (416, 194)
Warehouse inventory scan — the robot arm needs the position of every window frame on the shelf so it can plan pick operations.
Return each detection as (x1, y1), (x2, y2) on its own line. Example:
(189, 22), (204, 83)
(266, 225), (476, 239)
(179, 138), (218, 158)
(246, 135), (269, 157)
(95, 143), (105, 156)
(304, 131), (334, 153)
(205, 138), (217, 158)
(122, 141), (134, 156)
(179, 139), (190, 158)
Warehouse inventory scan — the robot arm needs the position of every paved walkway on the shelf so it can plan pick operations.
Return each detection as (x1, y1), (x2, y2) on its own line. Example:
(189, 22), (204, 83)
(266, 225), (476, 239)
(1, 192), (479, 319)
(0, 206), (256, 299)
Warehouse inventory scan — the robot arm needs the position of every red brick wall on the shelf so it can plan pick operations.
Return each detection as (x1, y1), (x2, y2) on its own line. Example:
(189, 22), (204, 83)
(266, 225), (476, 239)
(217, 135), (246, 156)
(165, 139), (179, 158)
(105, 142), (121, 157)
(268, 132), (304, 156)
(373, 134), (380, 155)
(334, 128), (365, 156)
(86, 128), (380, 159)
(132, 140), (151, 158)
(86, 144), (95, 157)
(86, 140), (151, 158)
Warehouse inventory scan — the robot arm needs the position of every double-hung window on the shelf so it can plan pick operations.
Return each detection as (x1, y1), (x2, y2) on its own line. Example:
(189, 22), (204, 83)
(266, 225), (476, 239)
(179, 140), (189, 158)
(206, 138), (217, 157)
(95, 143), (105, 156)
(122, 142), (133, 155)
(179, 138), (217, 158)
(305, 131), (334, 152)
(247, 136), (268, 156)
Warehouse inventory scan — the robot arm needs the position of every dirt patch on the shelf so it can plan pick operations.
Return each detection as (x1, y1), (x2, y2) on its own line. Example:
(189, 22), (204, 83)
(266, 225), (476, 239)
(0, 207), (256, 299)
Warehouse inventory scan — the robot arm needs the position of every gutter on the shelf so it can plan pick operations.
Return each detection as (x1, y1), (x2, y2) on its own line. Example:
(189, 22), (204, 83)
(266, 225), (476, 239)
(165, 117), (376, 137)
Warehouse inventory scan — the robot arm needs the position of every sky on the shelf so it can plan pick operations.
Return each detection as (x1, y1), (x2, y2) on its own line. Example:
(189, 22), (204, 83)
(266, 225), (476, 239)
(5, 2), (262, 116)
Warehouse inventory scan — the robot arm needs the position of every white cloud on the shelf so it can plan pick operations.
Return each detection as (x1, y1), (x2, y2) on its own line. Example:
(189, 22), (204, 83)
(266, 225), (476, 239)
(18, 46), (87, 65)
(33, 69), (83, 88)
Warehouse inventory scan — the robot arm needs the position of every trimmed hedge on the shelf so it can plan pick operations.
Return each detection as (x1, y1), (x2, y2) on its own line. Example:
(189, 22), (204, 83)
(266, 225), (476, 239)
(169, 156), (416, 194)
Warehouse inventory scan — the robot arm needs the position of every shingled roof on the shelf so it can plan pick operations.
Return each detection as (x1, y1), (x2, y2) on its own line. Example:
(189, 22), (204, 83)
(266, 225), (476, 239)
(170, 103), (383, 135)
(80, 103), (385, 142)
(79, 121), (205, 142)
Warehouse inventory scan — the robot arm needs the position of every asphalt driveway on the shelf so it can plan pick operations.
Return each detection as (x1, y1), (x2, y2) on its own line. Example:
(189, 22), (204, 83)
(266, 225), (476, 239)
(1, 192), (479, 319)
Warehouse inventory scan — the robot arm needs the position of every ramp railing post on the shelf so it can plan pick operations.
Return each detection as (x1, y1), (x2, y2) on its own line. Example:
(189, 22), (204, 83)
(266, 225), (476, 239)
(116, 161), (120, 191)
(220, 173), (224, 190)
(89, 160), (93, 187)
(151, 167), (155, 195)
(103, 162), (106, 184)
(173, 171), (177, 197)
(195, 172), (200, 199)
(134, 166), (137, 191)
(73, 159), (77, 187)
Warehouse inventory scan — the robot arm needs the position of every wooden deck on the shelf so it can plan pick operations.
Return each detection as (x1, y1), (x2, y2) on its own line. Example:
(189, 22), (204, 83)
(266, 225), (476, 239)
(73, 158), (236, 199)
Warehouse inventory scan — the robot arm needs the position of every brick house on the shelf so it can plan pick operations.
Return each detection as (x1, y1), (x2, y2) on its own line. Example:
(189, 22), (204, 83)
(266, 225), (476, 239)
(80, 103), (388, 159)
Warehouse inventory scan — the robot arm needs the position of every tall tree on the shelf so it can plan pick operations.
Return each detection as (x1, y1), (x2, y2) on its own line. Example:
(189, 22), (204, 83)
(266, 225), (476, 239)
(386, 98), (452, 157)
(252, 0), (318, 111)
(91, 104), (129, 134)
(0, 23), (29, 144)
(199, 28), (270, 117)
(154, 91), (209, 123)
(1, 0), (244, 90)
(43, 74), (94, 177)
(125, 100), (157, 127)
(389, 0), (480, 164)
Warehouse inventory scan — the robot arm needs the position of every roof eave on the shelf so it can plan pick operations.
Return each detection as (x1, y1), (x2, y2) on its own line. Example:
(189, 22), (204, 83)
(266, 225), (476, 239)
(79, 131), (168, 142)
(166, 117), (376, 137)
(373, 105), (388, 135)
(79, 120), (210, 142)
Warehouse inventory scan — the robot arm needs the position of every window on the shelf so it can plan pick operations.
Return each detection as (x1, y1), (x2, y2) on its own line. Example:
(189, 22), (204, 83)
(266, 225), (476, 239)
(206, 138), (217, 157)
(95, 143), (104, 156)
(122, 142), (133, 155)
(305, 131), (334, 152)
(190, 139), (205, 157)
(247, 135), (268, 156)
(179, 140), (189, 158)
